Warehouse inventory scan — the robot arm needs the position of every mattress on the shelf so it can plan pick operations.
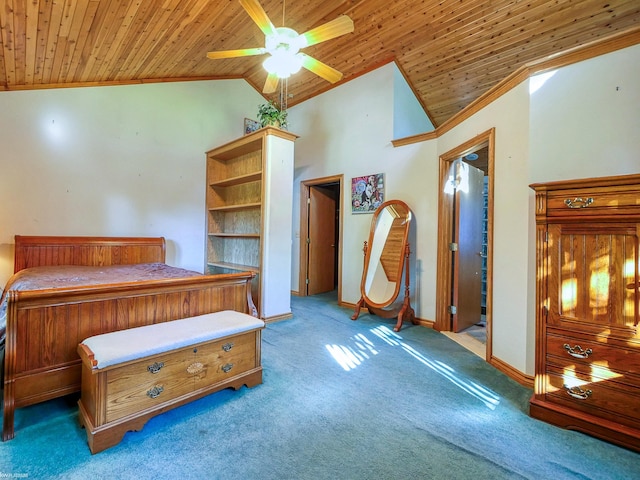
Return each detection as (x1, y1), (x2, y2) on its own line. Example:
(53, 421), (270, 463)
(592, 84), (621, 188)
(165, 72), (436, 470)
(0, 263), (202, 340)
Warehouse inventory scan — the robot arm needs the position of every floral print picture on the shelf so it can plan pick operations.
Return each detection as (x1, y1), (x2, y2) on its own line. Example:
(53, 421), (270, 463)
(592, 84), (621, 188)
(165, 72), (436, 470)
(351, 173), (384, 213)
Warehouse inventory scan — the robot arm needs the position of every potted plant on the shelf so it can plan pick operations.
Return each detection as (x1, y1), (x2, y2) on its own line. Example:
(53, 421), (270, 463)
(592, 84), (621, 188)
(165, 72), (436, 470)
(257, 100), (288, 129)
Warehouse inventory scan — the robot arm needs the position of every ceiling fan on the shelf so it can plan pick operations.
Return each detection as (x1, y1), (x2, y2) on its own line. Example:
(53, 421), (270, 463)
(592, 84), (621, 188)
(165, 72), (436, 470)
(206, 0), (354, 94)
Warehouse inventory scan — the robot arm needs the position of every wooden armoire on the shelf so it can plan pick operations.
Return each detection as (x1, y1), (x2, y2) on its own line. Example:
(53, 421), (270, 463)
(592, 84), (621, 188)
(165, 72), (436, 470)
(529, 173), (640, 451)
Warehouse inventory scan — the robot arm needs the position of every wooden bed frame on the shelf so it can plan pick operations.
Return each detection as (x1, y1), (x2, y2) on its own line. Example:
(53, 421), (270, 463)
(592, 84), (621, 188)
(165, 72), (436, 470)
(12, 235), (168, 272)
(2, 235), (257, 441)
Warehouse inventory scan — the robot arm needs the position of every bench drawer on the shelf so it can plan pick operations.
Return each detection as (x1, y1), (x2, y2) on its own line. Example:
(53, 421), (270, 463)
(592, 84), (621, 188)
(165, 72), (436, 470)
(104, 332), (258, 422)
(104, 346), (198, 423)
(193, 332), (257, 387)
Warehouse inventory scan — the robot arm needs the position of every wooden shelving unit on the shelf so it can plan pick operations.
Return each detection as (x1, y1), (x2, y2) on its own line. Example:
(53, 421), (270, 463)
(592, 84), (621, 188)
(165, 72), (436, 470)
(205, 127), (297, 320)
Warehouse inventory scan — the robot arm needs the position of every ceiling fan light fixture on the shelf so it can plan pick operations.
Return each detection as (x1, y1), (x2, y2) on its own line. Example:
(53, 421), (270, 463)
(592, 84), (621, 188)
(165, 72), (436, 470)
(263, 51), (303, 79)
(263, 27), (305, 78)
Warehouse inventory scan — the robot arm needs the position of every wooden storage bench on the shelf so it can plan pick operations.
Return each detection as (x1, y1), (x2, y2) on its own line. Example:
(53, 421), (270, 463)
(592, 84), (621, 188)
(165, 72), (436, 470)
(77, 310), (264, 454)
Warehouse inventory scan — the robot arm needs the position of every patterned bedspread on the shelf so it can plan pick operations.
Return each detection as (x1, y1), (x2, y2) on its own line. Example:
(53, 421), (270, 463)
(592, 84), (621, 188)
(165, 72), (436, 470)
(0, 263), (202, 341)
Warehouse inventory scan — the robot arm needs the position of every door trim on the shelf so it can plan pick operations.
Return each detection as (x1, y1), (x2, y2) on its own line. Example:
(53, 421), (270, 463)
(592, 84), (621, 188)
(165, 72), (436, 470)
(299, 175), (344, 300)
(435, 128), (494, 362)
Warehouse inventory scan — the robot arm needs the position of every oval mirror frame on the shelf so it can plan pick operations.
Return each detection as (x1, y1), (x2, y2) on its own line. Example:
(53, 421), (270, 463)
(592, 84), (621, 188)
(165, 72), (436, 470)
(351, 200), (416, 331)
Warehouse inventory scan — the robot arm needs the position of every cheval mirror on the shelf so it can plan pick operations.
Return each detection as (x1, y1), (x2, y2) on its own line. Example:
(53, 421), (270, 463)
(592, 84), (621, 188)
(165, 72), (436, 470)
(351, 200), (416, 331)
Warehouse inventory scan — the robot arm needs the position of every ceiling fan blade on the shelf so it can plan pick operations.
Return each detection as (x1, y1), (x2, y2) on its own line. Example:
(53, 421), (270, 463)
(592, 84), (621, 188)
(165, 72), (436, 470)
(299, 15), (354, 48)
(300, 53), (343, 84)
(206, 47), (266, 60)
(239, 0), (276, 37)
(263, 72), (280, 94)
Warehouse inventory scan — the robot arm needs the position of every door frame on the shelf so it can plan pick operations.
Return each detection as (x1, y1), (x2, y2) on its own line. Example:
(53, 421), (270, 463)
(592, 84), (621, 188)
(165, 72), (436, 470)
(298, 175), (344, 300)
(435, 128), (494, 361)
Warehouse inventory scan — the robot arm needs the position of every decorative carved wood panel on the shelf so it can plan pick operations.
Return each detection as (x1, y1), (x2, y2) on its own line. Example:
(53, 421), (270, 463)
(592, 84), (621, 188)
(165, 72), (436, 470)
(548, 224), (638, 330)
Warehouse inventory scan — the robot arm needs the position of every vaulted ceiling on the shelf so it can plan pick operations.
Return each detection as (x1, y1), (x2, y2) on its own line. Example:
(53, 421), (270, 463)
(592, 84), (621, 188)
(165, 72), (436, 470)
(0, 1), (638, 127)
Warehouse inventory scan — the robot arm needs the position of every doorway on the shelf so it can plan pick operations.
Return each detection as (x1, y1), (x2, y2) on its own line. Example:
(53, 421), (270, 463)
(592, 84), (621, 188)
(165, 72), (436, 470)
(299, 175), (343, 300)
(435, 129), (494, 361)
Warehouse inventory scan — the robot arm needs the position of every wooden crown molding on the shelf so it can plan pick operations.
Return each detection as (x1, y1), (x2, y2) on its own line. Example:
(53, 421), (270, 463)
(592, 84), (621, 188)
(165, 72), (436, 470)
(392, 25), (640, 146)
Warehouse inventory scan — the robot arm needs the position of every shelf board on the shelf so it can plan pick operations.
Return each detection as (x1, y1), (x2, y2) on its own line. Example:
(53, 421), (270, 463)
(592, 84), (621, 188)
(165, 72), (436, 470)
(209, 202), (261, 212)
(208, 233), (260, 238)
(205, 127), (298, 160)
(210, 171), (262, 187)
(207, 261), (259, 273)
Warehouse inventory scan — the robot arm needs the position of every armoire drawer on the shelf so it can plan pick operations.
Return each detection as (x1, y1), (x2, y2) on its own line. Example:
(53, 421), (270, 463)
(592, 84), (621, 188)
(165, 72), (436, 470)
(545, 188), (640, 217)
(545, 365), (640, 428)
(546, 331), (640, 384)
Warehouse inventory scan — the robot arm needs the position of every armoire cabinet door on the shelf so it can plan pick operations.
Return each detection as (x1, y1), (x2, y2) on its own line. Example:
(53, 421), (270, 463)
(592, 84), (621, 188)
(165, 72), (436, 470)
(547, 222), (639, 334)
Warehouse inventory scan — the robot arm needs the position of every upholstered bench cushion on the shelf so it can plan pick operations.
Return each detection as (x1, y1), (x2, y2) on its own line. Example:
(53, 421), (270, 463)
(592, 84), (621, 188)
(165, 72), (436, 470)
(81, 310), (264, 369)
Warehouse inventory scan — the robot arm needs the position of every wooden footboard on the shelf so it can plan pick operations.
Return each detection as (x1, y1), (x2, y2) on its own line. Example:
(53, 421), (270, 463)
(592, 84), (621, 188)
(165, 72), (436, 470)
(3, 271), (256, 441)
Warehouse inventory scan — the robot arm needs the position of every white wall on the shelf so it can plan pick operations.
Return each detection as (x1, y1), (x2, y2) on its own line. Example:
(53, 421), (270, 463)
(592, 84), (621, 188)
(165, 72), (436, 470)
(437, 82), (533, 373)
(0, 80), (264, 285)
(528, 44), (640, 182)
(393, 64), (434, 138)
(288, 63), (439, 321)
(289, 44), (640, 377)
(525, 44), (640, 372)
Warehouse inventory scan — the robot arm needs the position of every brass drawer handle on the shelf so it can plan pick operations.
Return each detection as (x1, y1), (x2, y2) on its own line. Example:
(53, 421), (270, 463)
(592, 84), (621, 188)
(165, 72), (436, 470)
(564, 197), (593, 209)
(147, 362), (164, 374)
(564, 385), (592, 400)
(222, 363), (234, 373)
(222, 342), (234, 352)
(563, 343), (592, 359)
(147, 385), (164, 399)
(187, 362), (204, 375)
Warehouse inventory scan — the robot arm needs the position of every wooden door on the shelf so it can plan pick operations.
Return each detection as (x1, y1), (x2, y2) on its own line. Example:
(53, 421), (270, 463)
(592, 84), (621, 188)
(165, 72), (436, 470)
(307, 185), (337, 295)
(453, 163), (485, 332)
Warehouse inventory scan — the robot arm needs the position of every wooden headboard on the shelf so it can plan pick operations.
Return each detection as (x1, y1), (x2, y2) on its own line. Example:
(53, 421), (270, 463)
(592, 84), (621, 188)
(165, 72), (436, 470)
(13, 236), (167, 273)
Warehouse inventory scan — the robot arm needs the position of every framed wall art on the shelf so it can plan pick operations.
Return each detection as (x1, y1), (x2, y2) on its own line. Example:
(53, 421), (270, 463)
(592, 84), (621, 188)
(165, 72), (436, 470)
(244, 118), (261, 135)
(351, 173), (384, 213)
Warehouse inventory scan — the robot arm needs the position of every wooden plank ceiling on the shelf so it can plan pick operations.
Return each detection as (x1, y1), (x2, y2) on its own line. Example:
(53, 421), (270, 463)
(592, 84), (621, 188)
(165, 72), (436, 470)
(0, 1), (638, 127)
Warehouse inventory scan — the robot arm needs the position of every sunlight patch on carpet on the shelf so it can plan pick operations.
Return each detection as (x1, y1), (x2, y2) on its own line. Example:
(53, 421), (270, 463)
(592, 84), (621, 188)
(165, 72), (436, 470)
(325, 333), (379, 371)
(326, 325), (500, 410)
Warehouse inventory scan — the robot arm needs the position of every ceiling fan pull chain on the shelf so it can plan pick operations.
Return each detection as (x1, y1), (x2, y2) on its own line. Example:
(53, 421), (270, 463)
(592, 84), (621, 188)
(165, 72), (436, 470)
(284, 78), (288, 112)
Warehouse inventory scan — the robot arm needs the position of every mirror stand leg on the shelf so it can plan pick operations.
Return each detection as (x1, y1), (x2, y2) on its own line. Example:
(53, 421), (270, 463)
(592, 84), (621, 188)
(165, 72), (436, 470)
(394, 242), (416, 332)
(351, 297), (366, 320)
(394, 296), (416, 332)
